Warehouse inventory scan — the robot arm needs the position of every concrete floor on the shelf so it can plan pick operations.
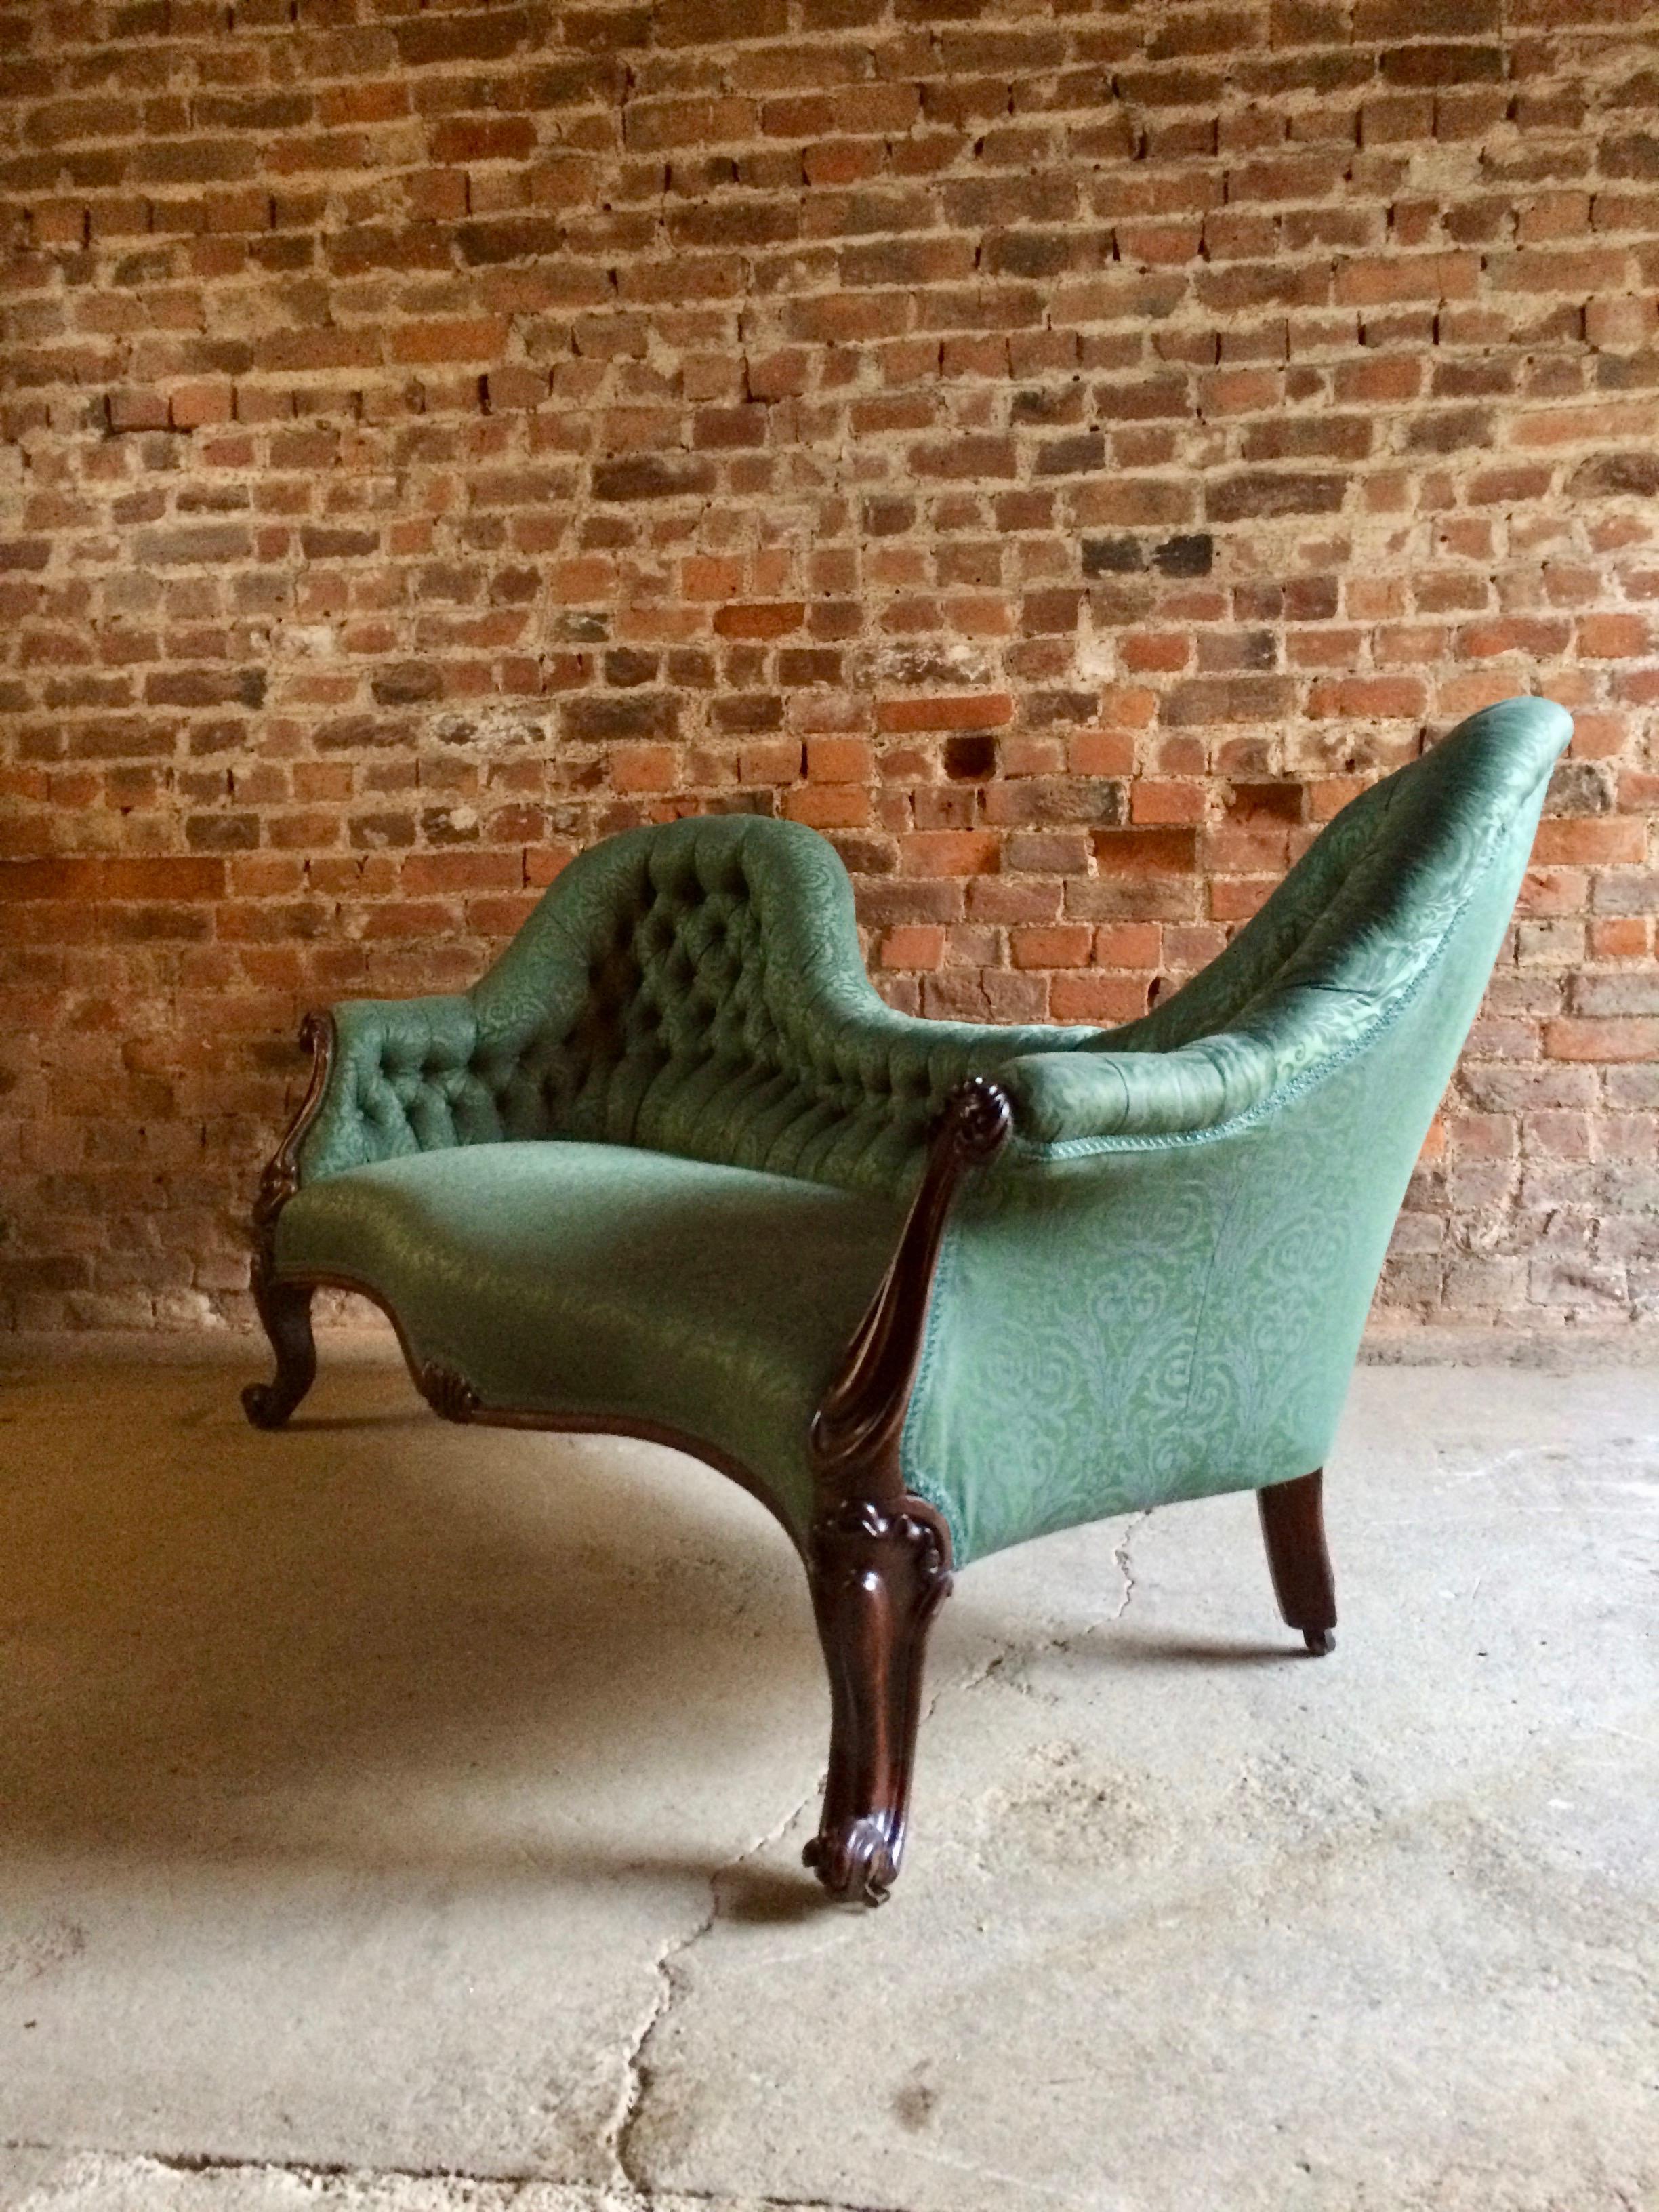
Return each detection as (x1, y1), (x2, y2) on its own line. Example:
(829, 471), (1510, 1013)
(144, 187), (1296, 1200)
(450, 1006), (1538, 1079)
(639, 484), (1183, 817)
(0, 1351), (1654, 2212)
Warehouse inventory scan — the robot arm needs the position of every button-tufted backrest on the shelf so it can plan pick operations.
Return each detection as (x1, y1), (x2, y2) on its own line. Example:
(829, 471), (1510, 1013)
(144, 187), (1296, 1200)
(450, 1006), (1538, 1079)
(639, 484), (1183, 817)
(298, 813), (1092, 1197)
(491, 831), (791, 1144)
(472, 813), (1091, 1193)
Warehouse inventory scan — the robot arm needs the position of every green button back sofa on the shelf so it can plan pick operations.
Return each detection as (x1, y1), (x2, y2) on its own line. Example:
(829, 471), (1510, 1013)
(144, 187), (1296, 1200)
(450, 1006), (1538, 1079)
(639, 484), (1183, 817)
(243, 696), (1571, 1903)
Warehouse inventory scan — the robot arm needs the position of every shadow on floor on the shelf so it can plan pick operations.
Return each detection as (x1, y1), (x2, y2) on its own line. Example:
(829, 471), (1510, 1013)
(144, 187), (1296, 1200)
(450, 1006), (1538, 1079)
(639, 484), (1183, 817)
(1102, 1630), (1310, 1668)
(0, 1360), (836, 1883)
(0, 1360), (1301, 1888)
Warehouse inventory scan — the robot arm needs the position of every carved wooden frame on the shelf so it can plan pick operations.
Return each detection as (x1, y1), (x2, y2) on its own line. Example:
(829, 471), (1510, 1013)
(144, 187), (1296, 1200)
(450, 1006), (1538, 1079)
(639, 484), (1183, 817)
(799, 1074), (1012, 1902)
(241, 1019), (1015, 1904)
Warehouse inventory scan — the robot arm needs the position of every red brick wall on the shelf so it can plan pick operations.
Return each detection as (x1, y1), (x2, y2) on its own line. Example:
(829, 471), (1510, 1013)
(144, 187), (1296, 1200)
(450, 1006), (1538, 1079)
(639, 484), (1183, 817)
(2, 0), (1655, 1335)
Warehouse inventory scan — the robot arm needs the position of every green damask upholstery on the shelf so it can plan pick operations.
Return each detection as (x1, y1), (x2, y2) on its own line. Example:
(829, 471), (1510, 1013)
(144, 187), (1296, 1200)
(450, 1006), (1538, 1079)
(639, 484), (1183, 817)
(296, 820), (1096, 1196)
(278, 1140), (902, 1536)
(274, 696), (1570, 1565)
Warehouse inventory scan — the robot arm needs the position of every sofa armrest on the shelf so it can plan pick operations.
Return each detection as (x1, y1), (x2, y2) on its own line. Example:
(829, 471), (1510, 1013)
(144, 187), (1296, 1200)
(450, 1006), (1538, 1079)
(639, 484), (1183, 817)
(1001, 1035), (1282, 1147)
(293, 993), (488, 1185)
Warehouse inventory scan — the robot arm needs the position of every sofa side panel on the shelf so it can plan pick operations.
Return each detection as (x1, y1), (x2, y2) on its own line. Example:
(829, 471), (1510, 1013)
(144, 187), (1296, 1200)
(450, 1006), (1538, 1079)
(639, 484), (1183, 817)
(901, 829), (1539, 1567)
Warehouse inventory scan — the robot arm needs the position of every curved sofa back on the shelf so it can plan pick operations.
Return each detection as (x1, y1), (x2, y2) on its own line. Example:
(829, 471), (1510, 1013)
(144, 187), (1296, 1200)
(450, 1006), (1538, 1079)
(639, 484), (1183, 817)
(1012, 695), (1574, 1144)
(297, 811), (1084, 1191)
(298, 698), (1569, 1201)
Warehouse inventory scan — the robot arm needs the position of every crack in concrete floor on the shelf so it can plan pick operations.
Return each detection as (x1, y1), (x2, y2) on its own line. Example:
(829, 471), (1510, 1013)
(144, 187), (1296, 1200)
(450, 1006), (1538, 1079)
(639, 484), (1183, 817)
(2, 2146), (887, 2210)
(608, 1780), (825, 2197)
(3, 1361), (1654, 2212)
(606, 1509), (1153, 2201)
(935, 1504), (1151, 1716)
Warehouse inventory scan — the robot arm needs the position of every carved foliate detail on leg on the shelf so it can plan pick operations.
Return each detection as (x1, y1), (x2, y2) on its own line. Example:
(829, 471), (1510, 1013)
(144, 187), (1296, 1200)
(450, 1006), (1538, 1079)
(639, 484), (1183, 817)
(800, 1080), (1007, 1906)
(802, 1498), (952, 1907)
(415, 1361), (481, 1423)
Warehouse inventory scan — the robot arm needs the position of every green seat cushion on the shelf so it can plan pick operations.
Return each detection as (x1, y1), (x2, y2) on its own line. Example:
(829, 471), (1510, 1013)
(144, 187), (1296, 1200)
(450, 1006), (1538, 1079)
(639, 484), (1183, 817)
(273, 1140), (903, 1540)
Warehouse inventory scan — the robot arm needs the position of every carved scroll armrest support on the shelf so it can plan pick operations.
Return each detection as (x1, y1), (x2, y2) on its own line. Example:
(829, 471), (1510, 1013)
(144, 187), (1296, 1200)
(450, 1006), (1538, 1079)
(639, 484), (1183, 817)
(243, 1012), (334, 1433)
(808, 1074), (1012, 1509)
(252, 1009), (337, 1240)
(801, 1078), (1009, 1904)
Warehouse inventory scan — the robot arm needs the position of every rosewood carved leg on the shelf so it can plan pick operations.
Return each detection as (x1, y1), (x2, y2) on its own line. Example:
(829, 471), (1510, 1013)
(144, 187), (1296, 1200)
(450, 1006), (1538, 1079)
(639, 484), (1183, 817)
(802, 1499), (952, 1906)
(801, 1077), (1012, 1904)
(1258, 1467), (1337, 1655)
(241, 1255), (316, 1431)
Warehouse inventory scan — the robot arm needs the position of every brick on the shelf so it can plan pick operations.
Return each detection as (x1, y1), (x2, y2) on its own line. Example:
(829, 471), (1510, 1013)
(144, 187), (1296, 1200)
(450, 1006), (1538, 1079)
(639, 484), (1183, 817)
(484, 367), (551, 411)
(1206, 472), (1348, 521)
(397, 850), (524, 895)
(876, 695), (1016, 732)
(610, 743), (680, 792)
(1574, 972), (1659, 1017)
(1306, 676), (1428, 718)
(1544, 1018), (1659, 1062)
(431, 119), (537, 167)
(107, 389), (171, 432)
(145, 668), (265, 709)
(712, 602), (805, 639)
(392, 10), (534, 68)
(1577, 613), (1650, 658)
(390, 319), (508, 365)
(565, 694), (678, 741)
(806, 737), (871, 783)
(657, 0), (787, 41)
(878, 924), (945, 970)
(1591, 918), (1648, 959)
(1162, 676), (1296, 726)
(681, 557), (745, 601)
(169, 382), (233, 429)
(1011, 924), (1092, 968)
(371, 663), (442, 706)
(0, 1), (1654, 1338)
(1458, 617), (1572, 659)
(1531, 819), (1646, 866)
(899, 832), (1001, 876)
(1333, 251), (1477, 304)
(910, 436), (1019, 481)
(0, 857), (225, 900)
(592, 455), (718, 501)
(1092, 827), (1199, 874)
(457, 218), (569, 268)
(1381, 43), (1504, 87)
(1095, 922), (1162, 966)
(1586, 296), (1659, 351)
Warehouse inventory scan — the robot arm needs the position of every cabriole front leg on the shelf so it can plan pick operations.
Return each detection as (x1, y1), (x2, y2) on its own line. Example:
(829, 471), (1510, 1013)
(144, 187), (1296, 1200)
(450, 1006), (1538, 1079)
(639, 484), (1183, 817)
(803, 1498), (952, 1906)
(801, 1078), (1008, 1905)
(241, 1252), (316, 1431)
